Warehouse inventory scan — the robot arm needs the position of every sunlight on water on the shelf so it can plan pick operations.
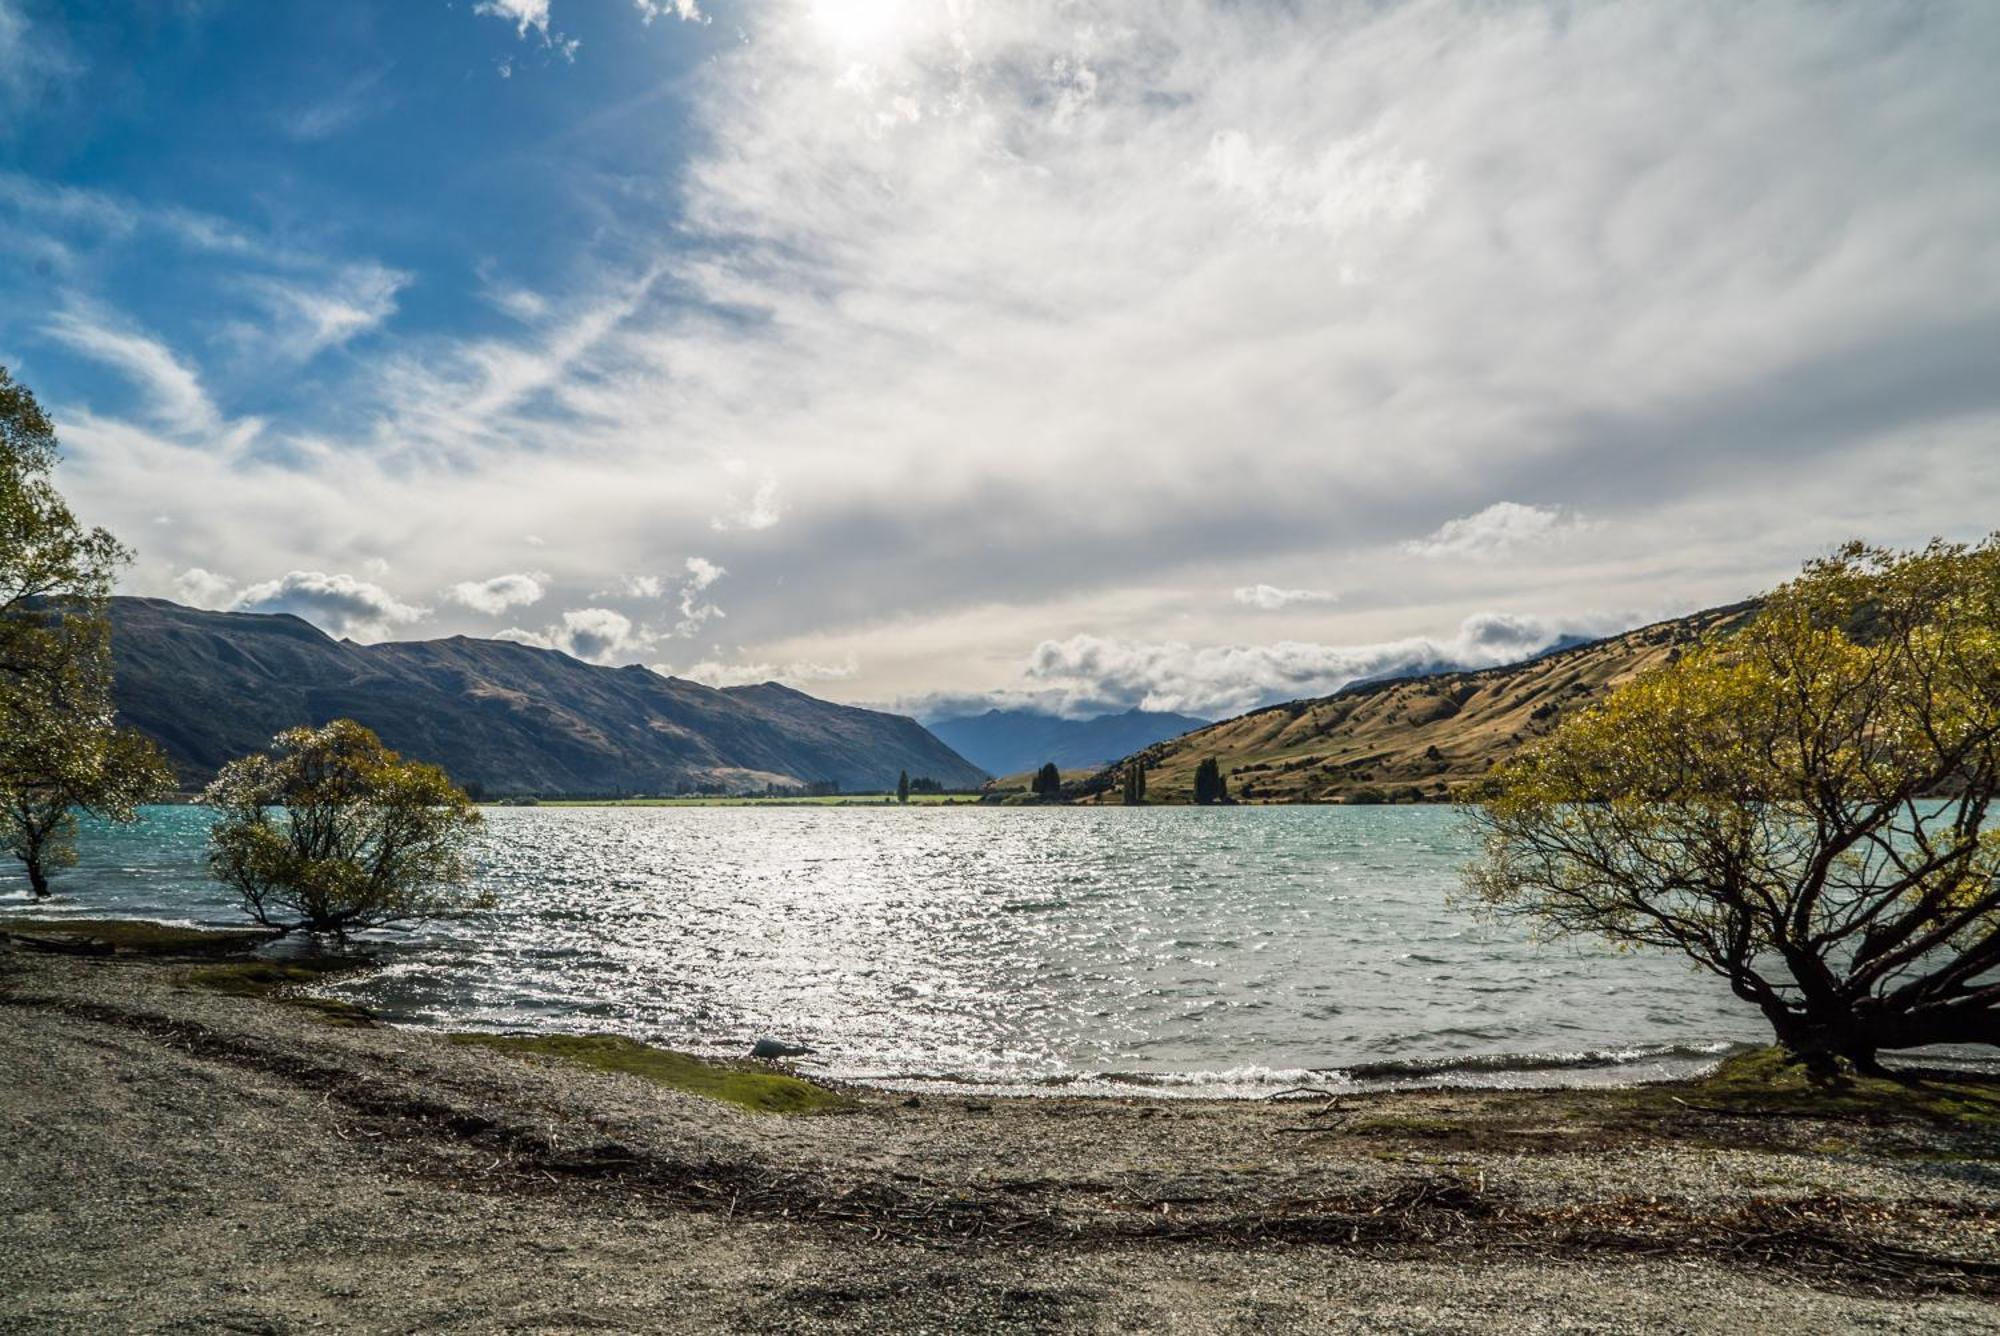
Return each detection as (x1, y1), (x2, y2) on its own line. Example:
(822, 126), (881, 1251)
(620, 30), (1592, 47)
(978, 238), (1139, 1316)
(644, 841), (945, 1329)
(6, 804), (1778, 1096)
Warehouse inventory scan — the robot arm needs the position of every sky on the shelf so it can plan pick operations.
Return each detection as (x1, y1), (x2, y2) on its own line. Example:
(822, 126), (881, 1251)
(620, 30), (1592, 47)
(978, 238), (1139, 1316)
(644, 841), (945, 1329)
(2, 0), (1997, 722)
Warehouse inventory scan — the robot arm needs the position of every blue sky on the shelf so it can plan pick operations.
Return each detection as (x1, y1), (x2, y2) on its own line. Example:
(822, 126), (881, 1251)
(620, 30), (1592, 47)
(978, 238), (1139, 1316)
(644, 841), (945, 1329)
(3, 1), (1998, 719)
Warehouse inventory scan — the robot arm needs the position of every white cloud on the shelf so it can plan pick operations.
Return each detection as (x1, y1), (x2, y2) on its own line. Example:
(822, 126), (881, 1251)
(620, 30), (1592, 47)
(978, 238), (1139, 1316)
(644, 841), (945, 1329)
(231, 571), (428, 641)
(674, 556), (726, 636)
(633, 0), (704, 23)
(622, 574), (665, 598)
(1403, 503), (1591, 561)
(666, 656), (856, 689)
(475, 0), (551, 39)
(173, 567), (237, 609)
(710, 465), (782, 532)
(444, 571), (547, 614)
(474, 0), (578, 59)
(244, 263), (409, 362)
(498, 606), (655, 663)
(21, 2), (2000, 715)
(553, 607), (650, 663)
(45, 309), (219, 436)
(491, 625), (552, 649)
(1020, 610), (1628, 718)
(1233, 585), (1336, 612)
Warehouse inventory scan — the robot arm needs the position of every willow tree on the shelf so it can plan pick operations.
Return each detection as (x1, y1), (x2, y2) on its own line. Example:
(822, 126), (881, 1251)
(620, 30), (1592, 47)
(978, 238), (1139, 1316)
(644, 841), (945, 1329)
(1, 619), (173, 896)
(205, 720), (487, 943)
(1466, 539), (2000, 1074)
(0, 367), (170, 897)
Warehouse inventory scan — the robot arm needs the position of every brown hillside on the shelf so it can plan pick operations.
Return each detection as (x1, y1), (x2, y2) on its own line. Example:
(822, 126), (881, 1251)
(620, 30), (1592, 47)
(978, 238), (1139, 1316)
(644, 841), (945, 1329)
(1084, 602), (1759, 805)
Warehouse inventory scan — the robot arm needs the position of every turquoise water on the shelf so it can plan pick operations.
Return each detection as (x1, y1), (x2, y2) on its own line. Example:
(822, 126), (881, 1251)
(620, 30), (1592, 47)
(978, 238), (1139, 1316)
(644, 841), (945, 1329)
(6, 804), (1789, 1096)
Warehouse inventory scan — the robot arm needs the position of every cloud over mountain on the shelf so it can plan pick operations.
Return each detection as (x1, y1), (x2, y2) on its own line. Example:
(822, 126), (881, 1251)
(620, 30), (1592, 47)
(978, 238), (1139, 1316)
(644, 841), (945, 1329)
(231, 570), (428, 641)
(5, 1), (1996, 708)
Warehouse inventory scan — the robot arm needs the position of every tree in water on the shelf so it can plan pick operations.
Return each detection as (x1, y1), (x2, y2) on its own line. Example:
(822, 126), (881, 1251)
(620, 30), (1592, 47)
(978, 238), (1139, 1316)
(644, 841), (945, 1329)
(1194, 757), (1227, 805)
(0, 368), (171, 898)
(1121, 763), (1147, 805)
(1033, 762), (1062, 801)
(1465, 538), (2000, 1076)
(205, 720), (487, 943)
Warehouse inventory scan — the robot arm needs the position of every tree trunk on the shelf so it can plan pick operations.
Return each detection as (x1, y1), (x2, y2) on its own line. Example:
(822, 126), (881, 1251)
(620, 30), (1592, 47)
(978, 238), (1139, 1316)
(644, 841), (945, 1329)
(1769, 1012), (1882, 1083)
(25, 855), (50, 900)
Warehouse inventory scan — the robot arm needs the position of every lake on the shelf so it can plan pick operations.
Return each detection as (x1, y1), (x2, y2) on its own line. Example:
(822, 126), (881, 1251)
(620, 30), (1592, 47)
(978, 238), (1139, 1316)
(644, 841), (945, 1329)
(6, 803), (1787, 1096)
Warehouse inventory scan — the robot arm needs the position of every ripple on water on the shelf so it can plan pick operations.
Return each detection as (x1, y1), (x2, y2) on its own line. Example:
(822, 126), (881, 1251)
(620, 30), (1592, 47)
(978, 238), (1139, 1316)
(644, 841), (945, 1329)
(19, 803), (1809, 1095)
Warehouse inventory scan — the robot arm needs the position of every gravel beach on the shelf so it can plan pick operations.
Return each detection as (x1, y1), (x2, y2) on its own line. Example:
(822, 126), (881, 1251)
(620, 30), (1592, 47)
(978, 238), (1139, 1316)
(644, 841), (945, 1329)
(3, 936), (1997, 1334)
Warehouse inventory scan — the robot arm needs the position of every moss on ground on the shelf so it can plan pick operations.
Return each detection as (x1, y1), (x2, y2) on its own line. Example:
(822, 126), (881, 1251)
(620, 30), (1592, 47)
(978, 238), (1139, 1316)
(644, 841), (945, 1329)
(2, 917), (278, 957)
(1659, 1046), (2000, 1127)
(450, 1032), (853, 1114)
(183, 960), (379, 1028)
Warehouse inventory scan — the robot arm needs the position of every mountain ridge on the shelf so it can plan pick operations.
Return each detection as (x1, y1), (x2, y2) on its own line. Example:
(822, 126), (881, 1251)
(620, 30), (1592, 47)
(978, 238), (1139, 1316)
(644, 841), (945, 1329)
(925, 706), (1210, 777)
(1080, 602), (1760, 804)
(104, 597), (985, 797)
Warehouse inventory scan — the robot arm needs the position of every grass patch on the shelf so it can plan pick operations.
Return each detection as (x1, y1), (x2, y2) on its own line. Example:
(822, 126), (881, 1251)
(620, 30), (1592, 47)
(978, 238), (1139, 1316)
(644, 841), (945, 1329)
(183, 960), (379, 1028)
(450, 1032), (853, 1114)
(1, 917), (279, 957)
(1640, 1047), (2000, 1127)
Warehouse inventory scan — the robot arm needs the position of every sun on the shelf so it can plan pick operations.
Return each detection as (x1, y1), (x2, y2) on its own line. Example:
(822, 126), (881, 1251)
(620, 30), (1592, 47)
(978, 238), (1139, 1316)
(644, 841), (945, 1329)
(806, 0), (915, 53)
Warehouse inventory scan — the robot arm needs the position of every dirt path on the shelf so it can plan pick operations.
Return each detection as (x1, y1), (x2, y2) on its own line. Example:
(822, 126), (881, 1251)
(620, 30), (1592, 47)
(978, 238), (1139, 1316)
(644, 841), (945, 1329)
(2, 946), (1998, 1333)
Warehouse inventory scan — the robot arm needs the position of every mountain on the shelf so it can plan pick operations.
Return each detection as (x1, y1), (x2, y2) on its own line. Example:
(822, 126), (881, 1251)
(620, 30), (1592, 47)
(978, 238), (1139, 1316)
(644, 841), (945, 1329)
(925, 707), (1210, 777)
(1080, 603), (1759, 804)
(104, 598), (985, 797)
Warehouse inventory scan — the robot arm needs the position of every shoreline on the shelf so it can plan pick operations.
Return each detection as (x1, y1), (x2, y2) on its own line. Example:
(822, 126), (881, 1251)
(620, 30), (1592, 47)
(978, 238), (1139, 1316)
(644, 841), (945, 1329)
(10, 913), (1993, 1102)
(0, 911), (1761, 1101)
(3, 932), (1998, 1332)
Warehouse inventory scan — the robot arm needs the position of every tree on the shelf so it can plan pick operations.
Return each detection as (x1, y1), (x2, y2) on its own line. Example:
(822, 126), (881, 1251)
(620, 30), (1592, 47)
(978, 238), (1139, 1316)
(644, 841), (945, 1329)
(204, 720), (487, 942)
(1465, 538), (2000, 1076)
(1194, 757), (1227, 805)
(1121, 763), (1147, 805)
(1033, 762), (1062, 800)
(0, 623), (173, 896)
(0, 367), (168, 898)
(897, 769), (910, 804)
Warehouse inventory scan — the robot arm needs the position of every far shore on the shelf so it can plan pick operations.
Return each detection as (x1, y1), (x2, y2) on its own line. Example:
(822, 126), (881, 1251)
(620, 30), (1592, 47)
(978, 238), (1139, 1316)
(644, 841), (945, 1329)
(3, 921), (1997, 1332)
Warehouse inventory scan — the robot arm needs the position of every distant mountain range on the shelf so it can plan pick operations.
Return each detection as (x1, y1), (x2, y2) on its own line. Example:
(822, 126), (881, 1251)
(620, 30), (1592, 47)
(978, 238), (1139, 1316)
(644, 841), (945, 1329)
(1079, 603), (1758, 803)
(105, 598), (985, 797)
(925, 707), (1210, 777)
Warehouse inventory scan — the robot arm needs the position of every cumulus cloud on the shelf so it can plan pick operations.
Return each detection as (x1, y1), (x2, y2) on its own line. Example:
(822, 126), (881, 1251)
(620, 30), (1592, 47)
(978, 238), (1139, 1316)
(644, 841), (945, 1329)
(1403, 503), (1591, 561)
(1019, 611), (1628, 719)
(172, 566), (236, 609)
(231, 571), (428, 641)
(673, 556), (726, 637)
(633, 0), (704, 22)
(444, 571), (547, 615)
(474, 0), (551, 39)
(1233, 585), (1336, 612)
(474, 0), (578, 60)
(500, 607), (654, 664)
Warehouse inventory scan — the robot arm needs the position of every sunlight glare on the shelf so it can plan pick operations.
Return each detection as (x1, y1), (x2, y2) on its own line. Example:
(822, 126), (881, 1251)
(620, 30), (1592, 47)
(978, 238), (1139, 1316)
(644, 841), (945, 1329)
(808, 0), (914, 53)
